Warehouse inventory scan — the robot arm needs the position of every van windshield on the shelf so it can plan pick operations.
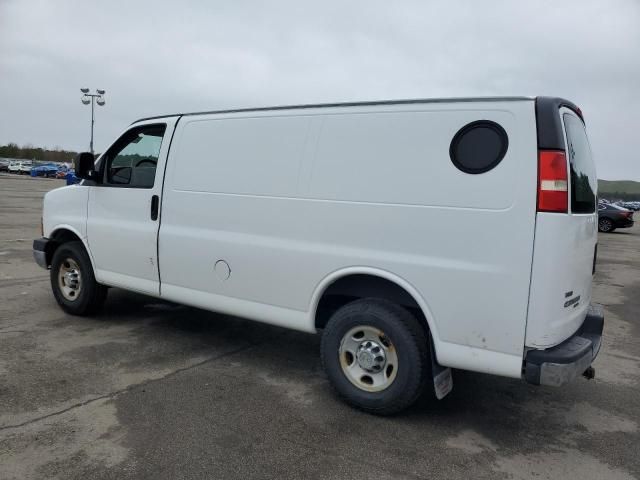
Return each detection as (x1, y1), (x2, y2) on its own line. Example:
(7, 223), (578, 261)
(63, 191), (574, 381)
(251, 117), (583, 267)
(564, 113), (596, 214)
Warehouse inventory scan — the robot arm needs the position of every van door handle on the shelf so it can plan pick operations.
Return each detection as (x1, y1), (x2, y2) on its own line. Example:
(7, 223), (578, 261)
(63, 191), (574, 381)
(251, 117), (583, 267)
(150, 195), (159, 221)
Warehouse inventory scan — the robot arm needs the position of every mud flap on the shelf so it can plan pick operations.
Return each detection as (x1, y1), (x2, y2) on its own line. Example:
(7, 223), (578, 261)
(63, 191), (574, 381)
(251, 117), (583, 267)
(430, 335), (453, 400)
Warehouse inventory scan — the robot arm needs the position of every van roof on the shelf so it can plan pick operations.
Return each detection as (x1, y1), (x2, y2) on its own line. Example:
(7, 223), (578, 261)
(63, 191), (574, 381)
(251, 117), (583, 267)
(131, 96), (536, 124)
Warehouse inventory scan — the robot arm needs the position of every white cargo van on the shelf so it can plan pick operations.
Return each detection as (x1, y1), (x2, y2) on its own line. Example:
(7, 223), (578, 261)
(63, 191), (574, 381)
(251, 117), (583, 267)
(34, 97), (603, 414)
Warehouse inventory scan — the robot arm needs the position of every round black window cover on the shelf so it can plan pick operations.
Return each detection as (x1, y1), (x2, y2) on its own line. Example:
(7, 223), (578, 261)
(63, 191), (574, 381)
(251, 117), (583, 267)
(449, 120), (508, 174)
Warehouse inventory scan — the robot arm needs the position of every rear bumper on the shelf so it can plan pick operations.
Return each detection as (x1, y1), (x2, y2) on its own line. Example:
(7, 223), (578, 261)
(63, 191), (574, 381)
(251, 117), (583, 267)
(615, 219), (634, 228)
(524, 304), (604, 387)
(33, 237), (50, 269)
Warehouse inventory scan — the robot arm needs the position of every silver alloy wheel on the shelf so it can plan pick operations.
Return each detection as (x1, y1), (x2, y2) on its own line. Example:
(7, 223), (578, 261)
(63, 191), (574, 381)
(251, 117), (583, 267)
(599, 218), (612, 232)
(339, 325), (398, 392)
(58, 257), (82, 301)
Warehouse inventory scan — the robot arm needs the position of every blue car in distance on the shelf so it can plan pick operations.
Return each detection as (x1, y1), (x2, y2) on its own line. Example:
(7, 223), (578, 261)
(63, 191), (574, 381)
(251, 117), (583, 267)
(31, 163), (62, 178)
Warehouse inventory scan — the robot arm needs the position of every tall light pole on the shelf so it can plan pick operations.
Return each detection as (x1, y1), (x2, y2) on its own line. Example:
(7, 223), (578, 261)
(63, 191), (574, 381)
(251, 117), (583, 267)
(81, 88), (106, 154)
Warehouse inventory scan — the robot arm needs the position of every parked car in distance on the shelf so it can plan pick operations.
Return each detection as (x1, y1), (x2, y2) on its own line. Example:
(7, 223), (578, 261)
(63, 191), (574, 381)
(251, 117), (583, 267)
(598, 202), (634, 232)
(31, 163), (61, 178)
(8, 160), (23, 173)
(621, 201), (640, 211)
(19, 160), (33, 174)
(33, 96), (604, 414)
(9, 160), (34, 174)
(64, 169), (78, 185)
(0, 159), (9, 172)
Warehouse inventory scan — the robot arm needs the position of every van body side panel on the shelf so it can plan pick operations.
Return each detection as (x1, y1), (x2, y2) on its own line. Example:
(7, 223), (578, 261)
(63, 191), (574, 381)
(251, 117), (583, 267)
(42, 185), (89, 240)
(159, 101), (538, 377)
(161, 283), (313, 332)
(525, 214), (596, 347)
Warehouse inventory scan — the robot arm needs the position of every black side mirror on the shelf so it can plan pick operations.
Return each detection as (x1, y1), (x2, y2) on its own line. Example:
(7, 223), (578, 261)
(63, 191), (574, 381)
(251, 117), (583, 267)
(74, 152), (99, 181)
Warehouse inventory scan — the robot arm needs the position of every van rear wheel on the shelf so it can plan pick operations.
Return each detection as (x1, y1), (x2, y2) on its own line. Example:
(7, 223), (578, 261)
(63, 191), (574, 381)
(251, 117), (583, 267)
(321, 298), (430, 415)
(50, 241), (107, 316)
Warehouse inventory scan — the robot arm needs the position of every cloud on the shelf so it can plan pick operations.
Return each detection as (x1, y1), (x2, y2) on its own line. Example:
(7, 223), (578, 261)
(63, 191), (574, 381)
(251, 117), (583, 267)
(1, 0), (638, 179)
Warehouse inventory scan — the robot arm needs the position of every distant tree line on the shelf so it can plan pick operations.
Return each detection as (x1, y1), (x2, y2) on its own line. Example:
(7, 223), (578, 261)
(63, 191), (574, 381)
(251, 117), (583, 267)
(0, 143), (79, 163)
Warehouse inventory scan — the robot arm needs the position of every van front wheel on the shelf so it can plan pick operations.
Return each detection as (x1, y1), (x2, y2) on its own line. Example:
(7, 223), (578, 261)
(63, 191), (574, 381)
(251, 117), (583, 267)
(321, 298), (430, 415)
(50, 241), (107, 315)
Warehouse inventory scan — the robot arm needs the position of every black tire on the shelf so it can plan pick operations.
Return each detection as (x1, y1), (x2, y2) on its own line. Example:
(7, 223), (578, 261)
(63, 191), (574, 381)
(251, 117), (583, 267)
(50, 241), (107, 315)
(321, 298), (431, 415)
(598, 218), (614, 233)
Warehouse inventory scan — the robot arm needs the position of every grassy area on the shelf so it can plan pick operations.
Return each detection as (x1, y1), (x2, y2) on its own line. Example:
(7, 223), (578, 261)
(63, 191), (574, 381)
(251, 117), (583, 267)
(599, 180), (640, 200)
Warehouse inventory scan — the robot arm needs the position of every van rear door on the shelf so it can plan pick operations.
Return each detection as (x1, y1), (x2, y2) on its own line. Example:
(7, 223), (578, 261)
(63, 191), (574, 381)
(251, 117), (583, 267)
(526, 99), (598, 349)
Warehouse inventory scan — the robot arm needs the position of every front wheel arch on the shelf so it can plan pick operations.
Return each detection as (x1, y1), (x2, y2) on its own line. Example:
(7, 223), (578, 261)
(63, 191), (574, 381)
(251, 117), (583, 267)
(46, 228), (94, 270)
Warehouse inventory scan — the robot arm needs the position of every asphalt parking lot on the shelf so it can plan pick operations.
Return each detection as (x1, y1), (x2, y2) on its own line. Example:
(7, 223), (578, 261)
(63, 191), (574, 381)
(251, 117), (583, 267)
(1, 174), (639, 480)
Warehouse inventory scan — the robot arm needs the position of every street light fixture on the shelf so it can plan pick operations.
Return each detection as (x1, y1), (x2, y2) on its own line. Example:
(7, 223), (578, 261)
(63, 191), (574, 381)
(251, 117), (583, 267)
(80, 88), (106, 154)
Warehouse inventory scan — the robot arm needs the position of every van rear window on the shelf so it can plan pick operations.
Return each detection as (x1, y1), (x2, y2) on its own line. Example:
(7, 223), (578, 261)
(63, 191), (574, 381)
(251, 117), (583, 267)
(563, 114), (596, 214)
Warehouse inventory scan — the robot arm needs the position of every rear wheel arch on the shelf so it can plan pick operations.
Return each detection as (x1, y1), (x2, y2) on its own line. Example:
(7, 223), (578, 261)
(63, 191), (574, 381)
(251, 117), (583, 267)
(312, 268), (438, 342)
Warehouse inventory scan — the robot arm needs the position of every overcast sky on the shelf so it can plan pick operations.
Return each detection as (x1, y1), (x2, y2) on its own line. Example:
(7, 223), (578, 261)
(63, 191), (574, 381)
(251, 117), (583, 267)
(1, 0), (638, 180)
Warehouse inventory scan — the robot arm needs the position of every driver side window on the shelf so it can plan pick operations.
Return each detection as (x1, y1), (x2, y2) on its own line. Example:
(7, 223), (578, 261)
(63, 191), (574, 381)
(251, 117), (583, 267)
(104, 124), (166, 188)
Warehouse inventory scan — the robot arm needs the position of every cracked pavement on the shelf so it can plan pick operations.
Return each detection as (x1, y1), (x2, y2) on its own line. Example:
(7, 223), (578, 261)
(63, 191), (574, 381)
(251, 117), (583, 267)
(1, 174), (639, 479)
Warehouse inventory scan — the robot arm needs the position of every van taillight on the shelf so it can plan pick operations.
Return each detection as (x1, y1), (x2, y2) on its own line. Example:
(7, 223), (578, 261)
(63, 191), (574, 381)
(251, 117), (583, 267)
(537, 150), (568, 213)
